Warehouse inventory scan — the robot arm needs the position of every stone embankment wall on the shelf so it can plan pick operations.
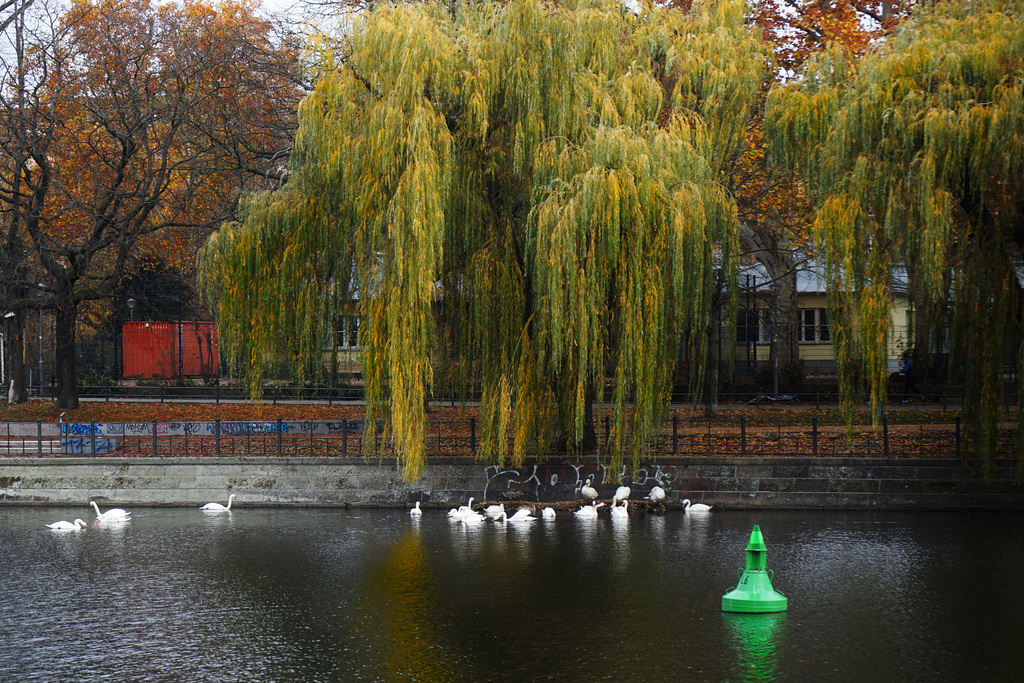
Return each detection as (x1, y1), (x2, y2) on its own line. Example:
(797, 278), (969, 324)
(0, 456), (1022, 509)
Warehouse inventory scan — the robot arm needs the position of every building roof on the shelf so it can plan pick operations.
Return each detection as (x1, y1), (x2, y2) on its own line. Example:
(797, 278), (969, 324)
(738, 259), (909, 296)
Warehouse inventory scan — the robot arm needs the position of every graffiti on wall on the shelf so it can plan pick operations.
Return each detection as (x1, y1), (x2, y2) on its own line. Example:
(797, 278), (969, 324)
(61, 438), (119, 455)
(482, 462), (674, 502)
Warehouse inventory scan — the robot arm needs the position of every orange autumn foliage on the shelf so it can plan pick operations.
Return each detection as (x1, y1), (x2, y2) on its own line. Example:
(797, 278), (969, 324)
(0, 0), (302, 408)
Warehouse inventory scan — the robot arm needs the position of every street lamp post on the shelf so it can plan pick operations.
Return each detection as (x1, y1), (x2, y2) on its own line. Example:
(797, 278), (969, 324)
(38, 284), (44, 395)
(127, 297), (135, 322)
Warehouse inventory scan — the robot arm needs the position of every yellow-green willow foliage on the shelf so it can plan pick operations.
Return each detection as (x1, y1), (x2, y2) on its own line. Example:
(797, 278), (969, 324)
(767, 0), (1024, 474)
(201, 0), (765, 480)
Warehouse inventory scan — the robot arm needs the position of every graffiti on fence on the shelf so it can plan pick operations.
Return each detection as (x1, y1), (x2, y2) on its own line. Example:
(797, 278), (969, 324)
(321, 420), (368, 433)
(1, 423), (60, 438)
(61, 438), (119, 455)
(219, 421), (292, 435)
(63, 423), (124, 437)
(125, 423), (151, 436)
(482, 462), (675, 502)
(63, 423), (97, 436)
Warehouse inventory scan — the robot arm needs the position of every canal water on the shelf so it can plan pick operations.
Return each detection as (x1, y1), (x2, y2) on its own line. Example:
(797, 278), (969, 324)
(1, 505), (1021, 682)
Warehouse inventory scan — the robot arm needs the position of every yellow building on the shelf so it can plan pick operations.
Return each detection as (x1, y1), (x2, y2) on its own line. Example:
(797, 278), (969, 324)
(733, 262), (913, 376)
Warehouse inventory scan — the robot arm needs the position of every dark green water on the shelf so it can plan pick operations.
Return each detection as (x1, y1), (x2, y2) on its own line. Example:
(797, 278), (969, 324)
(1, 506), (1021, 682)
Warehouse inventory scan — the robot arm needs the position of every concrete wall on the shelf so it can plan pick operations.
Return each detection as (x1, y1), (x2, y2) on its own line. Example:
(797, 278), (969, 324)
(1, 456), (1022, 509)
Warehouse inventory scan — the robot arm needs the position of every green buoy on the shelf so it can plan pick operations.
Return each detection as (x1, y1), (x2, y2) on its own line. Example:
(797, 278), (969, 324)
(722, 525), (788, 613)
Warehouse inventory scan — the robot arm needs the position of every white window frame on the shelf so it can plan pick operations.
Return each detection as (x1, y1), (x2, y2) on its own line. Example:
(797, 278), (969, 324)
(337, 315), (360, 349)
(798, 308), (830, 344)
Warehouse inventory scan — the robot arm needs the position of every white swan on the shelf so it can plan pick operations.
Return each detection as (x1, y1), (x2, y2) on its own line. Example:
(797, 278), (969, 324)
(541, 507), (556, 520)
(574, 502), (605, 518)
(647, 486), (666, 503)
(91, 501), (131, 522)
(580, 477), (598, 501)
(484, 503), (505, 519)
(682, 499), (712, 512)
(200, 494), (236, 511)
(507, 508), (537, 522)
(410, 501), (423, 516)
(460, 508), (485, 524)
(46, 518), (88, 530)
(610, 500), (629, 518)
(612, 485), (631, 506)
(448, 497), (477, 521)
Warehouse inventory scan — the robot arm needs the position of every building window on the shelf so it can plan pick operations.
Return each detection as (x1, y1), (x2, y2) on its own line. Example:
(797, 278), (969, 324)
(798, 308), (830, 343)
(737, 309), (770, 344)
(335, 315), (360, 349)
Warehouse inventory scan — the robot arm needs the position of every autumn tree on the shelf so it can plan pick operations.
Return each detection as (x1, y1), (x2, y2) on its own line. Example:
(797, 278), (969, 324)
(202, 0), (765, 480)
(0, 0), (302, 408)
(703, 1), (917, 412)
(0, 0), (60, 403)
(767, 0), (1024, 474)
(756, 1), (910, 75)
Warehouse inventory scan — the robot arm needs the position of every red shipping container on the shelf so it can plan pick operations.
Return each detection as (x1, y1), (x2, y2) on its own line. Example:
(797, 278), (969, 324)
(123, 321), (219, 379)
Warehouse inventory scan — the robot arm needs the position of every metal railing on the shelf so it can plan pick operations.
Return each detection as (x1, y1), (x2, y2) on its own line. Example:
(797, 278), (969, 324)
(60, 384), (1012, 411)
(1, 415), (1007, 460)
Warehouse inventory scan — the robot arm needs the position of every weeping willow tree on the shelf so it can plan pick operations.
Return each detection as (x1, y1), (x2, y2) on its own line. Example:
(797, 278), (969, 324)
(767, 0), (1024, 475)
(200, 0), (765, 480)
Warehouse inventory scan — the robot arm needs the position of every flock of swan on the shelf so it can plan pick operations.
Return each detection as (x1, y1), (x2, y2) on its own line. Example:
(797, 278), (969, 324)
(45, 495), (236, 530)
(45, 487), (709, 530)
(415, 479), (712, 523)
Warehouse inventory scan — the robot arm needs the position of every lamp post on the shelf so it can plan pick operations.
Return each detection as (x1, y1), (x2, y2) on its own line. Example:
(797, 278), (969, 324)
(127, 297), (135, 322)
(2, 311), (11, 387)
(37, 284), (44, 395)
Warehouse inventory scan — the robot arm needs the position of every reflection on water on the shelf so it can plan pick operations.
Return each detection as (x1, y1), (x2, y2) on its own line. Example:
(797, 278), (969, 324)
(360, 533), (453, 682)
(724, 612), (786, 683)
(1, 507), (1023, 682)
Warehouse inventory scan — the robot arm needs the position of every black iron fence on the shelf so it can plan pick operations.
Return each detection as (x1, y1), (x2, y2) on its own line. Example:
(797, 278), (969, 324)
(57, 384), (1009, 411)
(1, 416), (1010, 460)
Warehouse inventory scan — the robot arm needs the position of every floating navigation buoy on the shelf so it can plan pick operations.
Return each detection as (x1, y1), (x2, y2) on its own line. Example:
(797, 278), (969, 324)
(722, 525), (788, 613)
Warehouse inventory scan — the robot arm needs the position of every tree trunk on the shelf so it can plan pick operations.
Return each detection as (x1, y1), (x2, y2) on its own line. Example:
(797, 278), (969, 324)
(704, 305), (720, 417)
(55, 292), (79, 410)
(5, 311), (28, 403)
(580, 385), (598, 453)
(739, 220), (800, 370)
(772, 269), (799, 374)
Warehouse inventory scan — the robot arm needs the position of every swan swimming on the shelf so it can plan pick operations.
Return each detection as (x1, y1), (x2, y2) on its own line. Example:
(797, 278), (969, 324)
(612, 485), (631, 506)
(91, 501), (131, 522)
(409, 501), (423, 516)
(507, 508), (537, 522)
(200, 494), (236, 511)
(574, 502), (605, 518)
(646, 486), (666, 503)
(460, 507), (485, 524)
(448, 499), (474, 521)
(682, 499), (712, 512)
(541, 507), (556, 520)
(610, 500), (629, 518)
(46, 519), (88, 530)
(580, 477), (598, 501)
(484, 503), (505, 519)
(449, 497), (476, 521)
